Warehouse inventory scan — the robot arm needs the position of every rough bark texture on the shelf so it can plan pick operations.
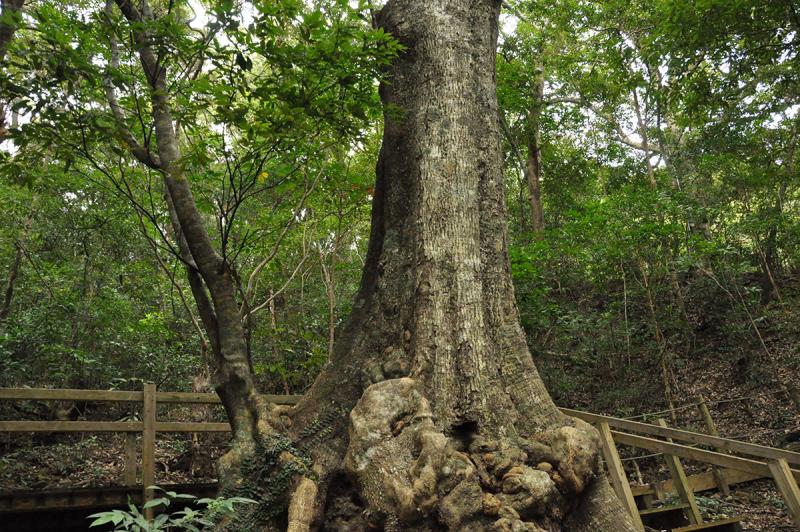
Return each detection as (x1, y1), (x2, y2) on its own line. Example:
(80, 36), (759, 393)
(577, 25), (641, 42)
(279, 0), (638, 530)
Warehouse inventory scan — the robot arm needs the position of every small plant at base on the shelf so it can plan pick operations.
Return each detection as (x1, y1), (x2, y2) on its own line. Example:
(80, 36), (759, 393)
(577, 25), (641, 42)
(695, 495), (729, 520)
(87, 487), (256, 531)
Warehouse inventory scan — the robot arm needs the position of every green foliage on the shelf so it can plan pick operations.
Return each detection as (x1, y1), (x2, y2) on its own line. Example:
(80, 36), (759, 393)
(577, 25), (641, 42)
(87, 488), (256, 531)
(0, 0), (392, 392)
(499, 0), (800, 413)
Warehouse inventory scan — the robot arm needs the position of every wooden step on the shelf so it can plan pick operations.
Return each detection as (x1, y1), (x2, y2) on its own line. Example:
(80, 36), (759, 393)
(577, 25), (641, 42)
(673, 517), (743, 532)
(639, 503), (691, 529)
(631, 485), (658, 510)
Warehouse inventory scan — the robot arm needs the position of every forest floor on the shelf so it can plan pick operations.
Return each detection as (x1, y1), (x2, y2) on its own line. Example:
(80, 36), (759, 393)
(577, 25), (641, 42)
(0, 401), (230, 491)
(0, 432), (228, 490)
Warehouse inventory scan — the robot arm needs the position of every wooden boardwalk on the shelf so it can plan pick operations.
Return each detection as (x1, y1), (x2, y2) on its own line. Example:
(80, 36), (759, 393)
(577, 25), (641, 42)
(0, 386), (798, 530)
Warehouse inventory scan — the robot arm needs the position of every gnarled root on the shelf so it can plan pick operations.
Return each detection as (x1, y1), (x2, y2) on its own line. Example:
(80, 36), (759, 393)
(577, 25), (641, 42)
(287, 476), (319, 532)
(344, 377), (454, 527)
(342, 378), (616, 531)
(213, 395), (316, 531)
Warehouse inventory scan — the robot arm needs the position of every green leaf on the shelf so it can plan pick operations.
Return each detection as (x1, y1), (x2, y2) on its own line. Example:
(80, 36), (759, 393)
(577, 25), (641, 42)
(143, 497), (168, 509)
(88, 513), (117, 527)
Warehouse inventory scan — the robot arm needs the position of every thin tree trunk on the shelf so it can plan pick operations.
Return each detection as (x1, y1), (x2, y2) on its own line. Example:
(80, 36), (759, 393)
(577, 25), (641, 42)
(759, 118), (796, 304)
(268, 287), (277, 329)
(0, 197), (34, 323)
(112, 0), (263, 448)
(526, 55), (546, 235)
(319, 249), (336, 360)
(632, 88), (689, 334)
(757, 231), (782, 304)
(632, 89), (657, 190)
(637, 258), (678, 425)
(620, 262), (632, 367)
(0, 243), (22, 321)
(0, 0), (24, 138)
(0, 0), (22, 59)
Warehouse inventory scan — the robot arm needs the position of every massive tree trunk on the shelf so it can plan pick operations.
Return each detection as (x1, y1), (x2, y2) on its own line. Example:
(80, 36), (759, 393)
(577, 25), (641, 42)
(272, 0), (637, 530)
(107, 0), (635, 529)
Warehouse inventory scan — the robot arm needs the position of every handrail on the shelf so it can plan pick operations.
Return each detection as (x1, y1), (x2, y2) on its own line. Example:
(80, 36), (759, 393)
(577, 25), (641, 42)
(565, 407), (800, 528)
(561, 407), (800, 468)
(0, 421), (143, 432)
(0, 421), (233, 432)
(0, 388), (143, 402)
(0, 387), (299, 405)
(610, 431), (800, 481)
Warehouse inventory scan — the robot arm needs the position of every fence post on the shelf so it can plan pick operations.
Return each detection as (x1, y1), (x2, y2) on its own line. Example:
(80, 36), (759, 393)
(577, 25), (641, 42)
(767, 458), (800, 526)
(598, 421), (644, 531)
(696, 395), (730, 496)
(142, 383), (156, 521)
(656, 418), (702, 525)
(123, 432), (137, 486)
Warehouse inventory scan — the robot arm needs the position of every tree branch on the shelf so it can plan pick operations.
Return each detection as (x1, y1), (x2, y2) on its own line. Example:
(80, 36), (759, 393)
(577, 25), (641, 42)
(103, 0), (161, 169)
(241, 168), (322, 312)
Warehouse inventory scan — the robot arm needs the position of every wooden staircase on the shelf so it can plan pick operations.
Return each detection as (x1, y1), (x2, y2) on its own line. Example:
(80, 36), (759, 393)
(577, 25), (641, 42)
(564, 408), (800, 531)
(631, 485), (743, 531)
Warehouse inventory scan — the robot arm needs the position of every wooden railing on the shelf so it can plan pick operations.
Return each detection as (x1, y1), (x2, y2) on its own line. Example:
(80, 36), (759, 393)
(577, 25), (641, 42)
(0, 384), (297, 518)
(564, 408), (800, 530)
(0, 386), (798, 528)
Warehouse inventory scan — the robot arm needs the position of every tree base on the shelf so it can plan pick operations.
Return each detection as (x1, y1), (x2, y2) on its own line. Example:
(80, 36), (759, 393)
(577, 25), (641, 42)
(332, 377), (608, 531)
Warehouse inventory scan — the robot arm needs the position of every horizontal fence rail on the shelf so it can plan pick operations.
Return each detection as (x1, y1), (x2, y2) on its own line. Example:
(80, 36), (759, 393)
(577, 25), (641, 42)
(0, 387), (299, 405)
(561, 408), (800, 468)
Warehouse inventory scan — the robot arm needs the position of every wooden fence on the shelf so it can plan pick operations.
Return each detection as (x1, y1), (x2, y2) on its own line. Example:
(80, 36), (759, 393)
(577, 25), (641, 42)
(0, 385), (298, 518)
(0, 386), (798, 529)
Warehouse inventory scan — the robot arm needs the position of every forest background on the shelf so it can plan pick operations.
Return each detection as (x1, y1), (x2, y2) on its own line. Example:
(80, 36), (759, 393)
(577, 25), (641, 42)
(0, 0), (798, 444)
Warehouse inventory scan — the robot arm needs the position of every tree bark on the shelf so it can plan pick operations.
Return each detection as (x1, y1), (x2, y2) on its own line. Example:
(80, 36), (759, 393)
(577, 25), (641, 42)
(319, 247), (336, 360)
(0, 0), (23, 60)
(0, 0), (24, 139)
(0, 206), (34, 323)
(0, 242), (22, 321)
